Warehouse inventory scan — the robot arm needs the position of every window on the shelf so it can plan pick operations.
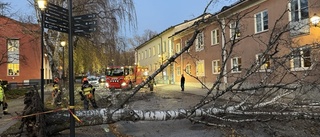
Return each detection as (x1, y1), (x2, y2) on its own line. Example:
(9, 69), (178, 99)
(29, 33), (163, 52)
(176, 43), (181, 53)
(212, 60), (221, 74)
(230, 22), (240, 39)
(255, 10), (268, 33)
(176, 66), (181, 76)
(289, 0), (309, 36)
(211, 29), (219, 45)
(153, 46), (155, 56)
(7, 39), (20, 76)
(163, 41), (166, 52)
(290, 46), (311, 70)
(196, 60), (205, 76)
(185, 40), (191, 52)
(256, 54), (271, 70)
(143, 51), (145, 59)
(154, 63), (157, 71)
(145, 50), (148, 59)
(195, 32), (204, 51)
(158, 44), (161, 54)
(231, 57), (241, 73)
(139, 53), (141, 60)
(290, 0), (309, 22)
(185, 64), (191, 74)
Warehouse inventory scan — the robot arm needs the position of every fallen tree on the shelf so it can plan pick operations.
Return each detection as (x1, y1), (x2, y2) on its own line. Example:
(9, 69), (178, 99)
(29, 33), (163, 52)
(3, 0), (320, 136)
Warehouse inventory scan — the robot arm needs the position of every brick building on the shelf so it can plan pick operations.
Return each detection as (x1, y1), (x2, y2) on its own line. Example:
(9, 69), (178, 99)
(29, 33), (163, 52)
(0, 16), (51, 85)
(136, 0), (320, 88)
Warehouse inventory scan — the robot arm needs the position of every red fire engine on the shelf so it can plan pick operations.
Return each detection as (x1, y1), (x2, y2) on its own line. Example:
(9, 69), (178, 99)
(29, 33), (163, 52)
(105, 65), (149, 90)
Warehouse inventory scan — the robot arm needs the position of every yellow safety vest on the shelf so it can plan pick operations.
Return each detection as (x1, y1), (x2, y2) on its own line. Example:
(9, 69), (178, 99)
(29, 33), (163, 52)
(0, 86), (4, 102)
(83, 87), (92, 95)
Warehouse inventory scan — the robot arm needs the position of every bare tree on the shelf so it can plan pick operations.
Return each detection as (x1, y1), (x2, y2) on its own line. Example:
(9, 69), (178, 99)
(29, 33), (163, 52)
(128, 29), (158, 48)
(31, 0), (137, 78)
(3, 0), (320, 136)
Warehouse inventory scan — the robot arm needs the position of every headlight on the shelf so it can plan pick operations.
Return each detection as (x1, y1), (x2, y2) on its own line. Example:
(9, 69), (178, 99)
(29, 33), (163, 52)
(121, 82), (127, 87)
(105, 82), (109, 88)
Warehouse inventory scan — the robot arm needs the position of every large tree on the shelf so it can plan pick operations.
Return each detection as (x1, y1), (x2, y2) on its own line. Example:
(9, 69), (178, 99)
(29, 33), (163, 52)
(3, 0), (320, 136)
(32, 0), (137, 77)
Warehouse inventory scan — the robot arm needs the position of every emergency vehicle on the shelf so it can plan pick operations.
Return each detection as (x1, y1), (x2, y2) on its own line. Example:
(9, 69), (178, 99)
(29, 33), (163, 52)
(105, 65), (149, 90)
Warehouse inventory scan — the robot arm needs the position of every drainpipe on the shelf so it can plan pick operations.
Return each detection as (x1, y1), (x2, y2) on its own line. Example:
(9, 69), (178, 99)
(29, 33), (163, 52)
(180, 38), (183, 77)
(160, 36), (164, 82)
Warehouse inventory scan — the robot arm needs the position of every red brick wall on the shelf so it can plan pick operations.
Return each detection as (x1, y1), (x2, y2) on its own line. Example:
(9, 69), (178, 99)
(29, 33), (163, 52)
(0, 16), (41, 83)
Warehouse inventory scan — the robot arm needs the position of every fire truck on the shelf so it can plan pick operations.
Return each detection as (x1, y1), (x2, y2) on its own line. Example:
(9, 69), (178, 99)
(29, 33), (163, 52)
(105, 65), (149, 90)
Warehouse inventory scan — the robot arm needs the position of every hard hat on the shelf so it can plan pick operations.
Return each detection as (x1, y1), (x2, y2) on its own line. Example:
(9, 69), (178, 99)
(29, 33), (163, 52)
(82, 77), (88, 83)
(54, 77), (59, 82)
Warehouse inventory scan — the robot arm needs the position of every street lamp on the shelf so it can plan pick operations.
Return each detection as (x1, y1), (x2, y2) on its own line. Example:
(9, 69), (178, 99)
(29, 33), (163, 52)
(310, 14), (320, 27)
(61, 41), (66, 87)
(37, 0), (47, 104)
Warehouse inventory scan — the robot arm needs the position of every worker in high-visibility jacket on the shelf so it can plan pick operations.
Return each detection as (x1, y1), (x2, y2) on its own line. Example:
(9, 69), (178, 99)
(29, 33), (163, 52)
(80, 79), (98, 110)
(0, 80), (9, 115)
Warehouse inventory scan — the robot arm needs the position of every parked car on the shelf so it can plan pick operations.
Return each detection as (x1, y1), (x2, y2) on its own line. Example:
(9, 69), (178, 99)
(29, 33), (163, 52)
(87, 76), (99, 87)
(99, 76), (106, 83)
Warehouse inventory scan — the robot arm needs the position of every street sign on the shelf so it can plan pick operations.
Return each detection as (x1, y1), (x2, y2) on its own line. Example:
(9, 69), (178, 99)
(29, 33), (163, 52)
(73, 14), (97, 21)
(48, 3), (68, 15)
(45, 9), (68, 21)
(72, 13), (97, 34)
(44, 23), (69, 33)
(74, 20), (97, 27)
(44, 16), (68, 27)
(73, 32), (91, 38)
(73, 27), (97, 33)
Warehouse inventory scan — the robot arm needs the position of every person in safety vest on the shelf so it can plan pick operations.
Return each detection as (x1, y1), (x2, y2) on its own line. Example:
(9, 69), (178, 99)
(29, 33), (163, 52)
(0, 80), (9, 115)
(80, 79), (98, 110)
(52, 77), (62, 106)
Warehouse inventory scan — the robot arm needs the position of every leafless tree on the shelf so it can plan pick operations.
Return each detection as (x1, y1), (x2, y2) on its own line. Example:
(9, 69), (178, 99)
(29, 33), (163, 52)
(3, 0), (320, 136)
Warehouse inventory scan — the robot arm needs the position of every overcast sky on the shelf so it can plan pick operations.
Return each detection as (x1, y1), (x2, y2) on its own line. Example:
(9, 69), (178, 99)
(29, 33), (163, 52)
(5, 0), (236, 38)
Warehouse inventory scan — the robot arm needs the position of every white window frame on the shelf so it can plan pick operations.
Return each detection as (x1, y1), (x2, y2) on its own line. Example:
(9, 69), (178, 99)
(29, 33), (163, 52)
(149, 48), (151, 57)
(185, 64), (191, 74)
(145, 50), (148, 59)
(212, 60), (221, 74)
(230, 22), (240, 39)
(163, 41), (166, 52)
(158, 44), (161, 55)
(7, 39), (20, 76)
(195, 32), (204, 52)
(290, 46), (312, 71)
(153, 46), (155, 56)
(256, 53), (271, 71)
(196, 60), (205, 77)
(290, 0), (309, 22)
(231, 57), (241, 73)
(255, 10), (268, 33)
(176, 66), (181, 76)
(176, 43), (181, 53)
(211, 29), (219, 45)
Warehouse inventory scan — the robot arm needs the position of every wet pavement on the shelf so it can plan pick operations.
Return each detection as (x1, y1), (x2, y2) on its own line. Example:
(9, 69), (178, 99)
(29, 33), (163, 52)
(0, 84), (211, 136)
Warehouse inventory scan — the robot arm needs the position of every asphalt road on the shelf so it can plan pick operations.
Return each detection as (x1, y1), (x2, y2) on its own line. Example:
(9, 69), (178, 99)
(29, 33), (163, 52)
(0, 83), (209, 136)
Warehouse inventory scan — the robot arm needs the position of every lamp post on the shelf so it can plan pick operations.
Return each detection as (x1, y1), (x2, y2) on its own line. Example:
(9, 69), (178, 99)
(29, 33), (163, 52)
(61, 41), (66, 87)
(37, 0), (47, 104)
(310, 14), (320, 27)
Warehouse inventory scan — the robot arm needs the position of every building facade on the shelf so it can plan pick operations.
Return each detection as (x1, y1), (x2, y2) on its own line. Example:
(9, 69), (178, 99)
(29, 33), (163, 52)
(136, 0), (320, 88)
(0, 16), (51, 85)
(135, 14), (212, 84)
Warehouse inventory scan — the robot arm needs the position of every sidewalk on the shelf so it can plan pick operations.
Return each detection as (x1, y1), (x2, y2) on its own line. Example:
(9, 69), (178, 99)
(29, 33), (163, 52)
(154, 84), (210, 97)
